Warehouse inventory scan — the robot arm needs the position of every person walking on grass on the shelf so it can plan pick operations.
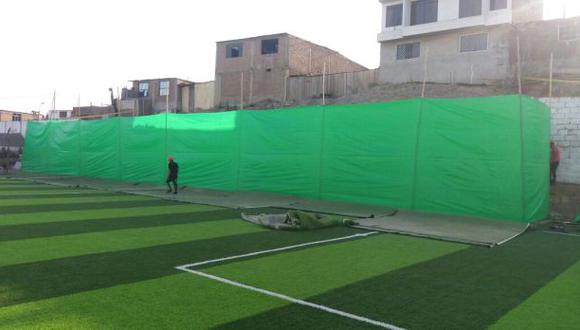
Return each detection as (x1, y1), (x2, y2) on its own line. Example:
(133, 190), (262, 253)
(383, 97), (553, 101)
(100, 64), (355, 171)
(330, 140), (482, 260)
(550, 141), (560, 185)
(166, 156), (179, 194)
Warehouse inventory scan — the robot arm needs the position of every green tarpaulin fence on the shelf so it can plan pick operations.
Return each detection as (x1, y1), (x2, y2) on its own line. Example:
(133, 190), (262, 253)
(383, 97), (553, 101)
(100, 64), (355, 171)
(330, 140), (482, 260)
(22, 95), (550, 223)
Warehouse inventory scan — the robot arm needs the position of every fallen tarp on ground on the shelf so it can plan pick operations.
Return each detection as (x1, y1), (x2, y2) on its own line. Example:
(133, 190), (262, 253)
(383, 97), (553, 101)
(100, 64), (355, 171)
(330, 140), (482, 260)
(353, 211), (530, 247)
(241, 211), (355, 231)
(22, 95), (550, 223)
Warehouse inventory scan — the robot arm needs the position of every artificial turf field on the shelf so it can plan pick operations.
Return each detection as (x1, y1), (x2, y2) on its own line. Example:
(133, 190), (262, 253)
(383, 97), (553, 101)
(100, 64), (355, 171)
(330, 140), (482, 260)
(1, 178), (579, 329)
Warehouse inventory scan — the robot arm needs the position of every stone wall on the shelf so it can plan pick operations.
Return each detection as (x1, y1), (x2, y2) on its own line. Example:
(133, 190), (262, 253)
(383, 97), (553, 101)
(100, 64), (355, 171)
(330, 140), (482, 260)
(542, 97), (580, 184)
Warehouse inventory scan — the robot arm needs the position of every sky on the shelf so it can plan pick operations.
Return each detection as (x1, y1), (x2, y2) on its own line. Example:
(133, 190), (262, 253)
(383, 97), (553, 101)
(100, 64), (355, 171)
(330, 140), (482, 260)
(0, 0), (578, 113)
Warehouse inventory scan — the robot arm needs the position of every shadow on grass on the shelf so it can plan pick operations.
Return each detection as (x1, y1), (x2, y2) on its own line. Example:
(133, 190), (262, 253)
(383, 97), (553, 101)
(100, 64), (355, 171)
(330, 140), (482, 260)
(0, 200), (172, 215)
(0, 208), (280, 242)
(0, 227), (361, 308)
(216, 232), (580, 330)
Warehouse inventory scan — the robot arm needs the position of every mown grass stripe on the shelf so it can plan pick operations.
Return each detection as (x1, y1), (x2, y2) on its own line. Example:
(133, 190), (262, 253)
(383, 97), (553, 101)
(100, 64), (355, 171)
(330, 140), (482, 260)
(0, 208), (273, 242)
(0, 227), (361, 307)
(0, 186), (72, 191)
(491, 259), (580, 329)
(0, 200), (172, 215)
(0, 219), (266, 267)
(0, 195), (155, 207)
(0, 192), (120, 200)
(0, 203), (222, 226)
(203, 234), (466, 299)
(217, 232), (580, 330)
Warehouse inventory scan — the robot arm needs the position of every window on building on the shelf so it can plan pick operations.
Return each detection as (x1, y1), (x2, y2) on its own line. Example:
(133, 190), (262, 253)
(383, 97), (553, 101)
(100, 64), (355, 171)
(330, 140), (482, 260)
(59, 111), (68, 119)
(138, 82), (149, 97)
(459, 0), (482, 18)
(460, 33), (488, 52)
(261, 38), (279, 55)
(397, 42), (421, 60)
(226, 43), (244, 58)
(559, 22), (580, 41)
(12, 114), (21, 121)
(159, 81), (170, 96)
(411, 0), (438, 26)
(490, 0), (507, 11)
(386, 4), (403, 27)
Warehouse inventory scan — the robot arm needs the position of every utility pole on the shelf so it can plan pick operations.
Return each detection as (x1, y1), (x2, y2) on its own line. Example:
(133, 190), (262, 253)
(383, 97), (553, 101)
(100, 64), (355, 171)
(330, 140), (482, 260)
(322, 62), (327, 105)
(240, 71), (244, 110)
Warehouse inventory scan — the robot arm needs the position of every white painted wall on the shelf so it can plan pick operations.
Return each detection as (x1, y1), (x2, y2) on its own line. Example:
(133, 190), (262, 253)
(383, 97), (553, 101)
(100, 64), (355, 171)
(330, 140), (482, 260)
(0, 121), (27, 136)
(542, 97), (580, 184)
(378, 0), (513, 41)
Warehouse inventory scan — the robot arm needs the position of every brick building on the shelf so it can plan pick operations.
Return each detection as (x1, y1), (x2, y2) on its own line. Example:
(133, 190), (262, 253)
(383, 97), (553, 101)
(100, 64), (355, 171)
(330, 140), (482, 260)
(215, 33), (368, 108)
(0, 110), (39, 122)
(121, 78), (192, 115)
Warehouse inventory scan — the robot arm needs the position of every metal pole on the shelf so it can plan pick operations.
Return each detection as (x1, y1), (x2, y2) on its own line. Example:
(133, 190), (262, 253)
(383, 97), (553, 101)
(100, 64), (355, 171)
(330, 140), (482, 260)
(470, 64), (474, 85)
(322, 62), (326, 105)
(308, 48), (312, 75)
(516, 34), (522, 94)
(166, 93), (169, 113)
(240, 71), (244, 110)
(549, 52), (554, 98)
(421, 47), (429, 98)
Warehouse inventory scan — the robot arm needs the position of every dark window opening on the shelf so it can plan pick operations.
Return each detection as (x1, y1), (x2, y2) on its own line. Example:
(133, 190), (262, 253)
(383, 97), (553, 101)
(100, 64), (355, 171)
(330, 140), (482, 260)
(490, 0), (507, 11)
(397, 42), (421, 60)
(226, 43), (243, 58)
(261, 39), (279, 55)
(411, 0), (438, 25)
(386, 4), (403, 27)
(459, 0), (482, 18)
(460, 33), (488, 52)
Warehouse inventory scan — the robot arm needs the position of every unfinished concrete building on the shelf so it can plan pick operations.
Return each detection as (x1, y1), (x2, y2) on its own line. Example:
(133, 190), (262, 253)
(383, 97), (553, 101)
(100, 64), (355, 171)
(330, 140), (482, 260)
(215, 33), (368, 108)
(121, 78), (192, 115)
(377, 0), (545, 84)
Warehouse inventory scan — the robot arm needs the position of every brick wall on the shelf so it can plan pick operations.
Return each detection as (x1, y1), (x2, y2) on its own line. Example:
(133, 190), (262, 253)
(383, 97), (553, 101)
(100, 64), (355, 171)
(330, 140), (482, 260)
(541, 97), (580, 184)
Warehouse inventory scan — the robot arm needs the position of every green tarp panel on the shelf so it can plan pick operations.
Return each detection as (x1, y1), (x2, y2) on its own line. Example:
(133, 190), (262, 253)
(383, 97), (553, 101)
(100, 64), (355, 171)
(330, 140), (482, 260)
(22, 95), (550, 223)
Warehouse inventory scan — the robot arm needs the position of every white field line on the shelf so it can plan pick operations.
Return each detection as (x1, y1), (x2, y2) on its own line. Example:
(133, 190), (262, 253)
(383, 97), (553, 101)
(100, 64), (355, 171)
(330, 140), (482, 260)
(496, 223), (531, 246)
(175, 231), (405, 330)
(543, 231), (580, 238)
(177, 232), (379, 269)
(177, 266), (403, 330)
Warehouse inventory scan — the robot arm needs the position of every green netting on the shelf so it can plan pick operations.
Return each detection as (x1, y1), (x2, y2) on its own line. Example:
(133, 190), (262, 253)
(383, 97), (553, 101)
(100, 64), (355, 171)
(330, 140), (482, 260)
(22, 95), (550, 223)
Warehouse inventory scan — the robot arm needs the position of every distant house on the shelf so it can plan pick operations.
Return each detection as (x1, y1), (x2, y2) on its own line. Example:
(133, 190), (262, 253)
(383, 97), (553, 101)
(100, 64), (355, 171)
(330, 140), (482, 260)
(377, 0), (546, 84)
(215, 33), (368, 108)
(0, 110), (40, 122)
(121, 78), (192, 115)
(47, 110), (73, 120)
(72, 105), (115, 119)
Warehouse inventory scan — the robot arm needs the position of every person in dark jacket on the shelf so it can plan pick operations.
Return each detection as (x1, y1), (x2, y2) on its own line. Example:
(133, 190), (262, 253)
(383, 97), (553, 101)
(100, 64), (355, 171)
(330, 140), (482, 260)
(166, 157), (179, 194)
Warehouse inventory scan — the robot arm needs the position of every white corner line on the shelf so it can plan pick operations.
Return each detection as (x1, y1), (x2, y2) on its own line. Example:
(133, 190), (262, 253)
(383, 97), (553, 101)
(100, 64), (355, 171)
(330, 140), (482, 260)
(174, 231), (406, 329)
(496, 223), (531, 246)
(176, 231), (379, 269)
(543, 231), (580, 238)
(177, 267), (403, 330)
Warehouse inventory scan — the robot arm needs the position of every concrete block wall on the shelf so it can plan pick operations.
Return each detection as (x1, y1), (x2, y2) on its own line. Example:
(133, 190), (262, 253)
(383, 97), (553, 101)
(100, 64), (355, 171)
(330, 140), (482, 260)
(541, 97), (580, 184)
